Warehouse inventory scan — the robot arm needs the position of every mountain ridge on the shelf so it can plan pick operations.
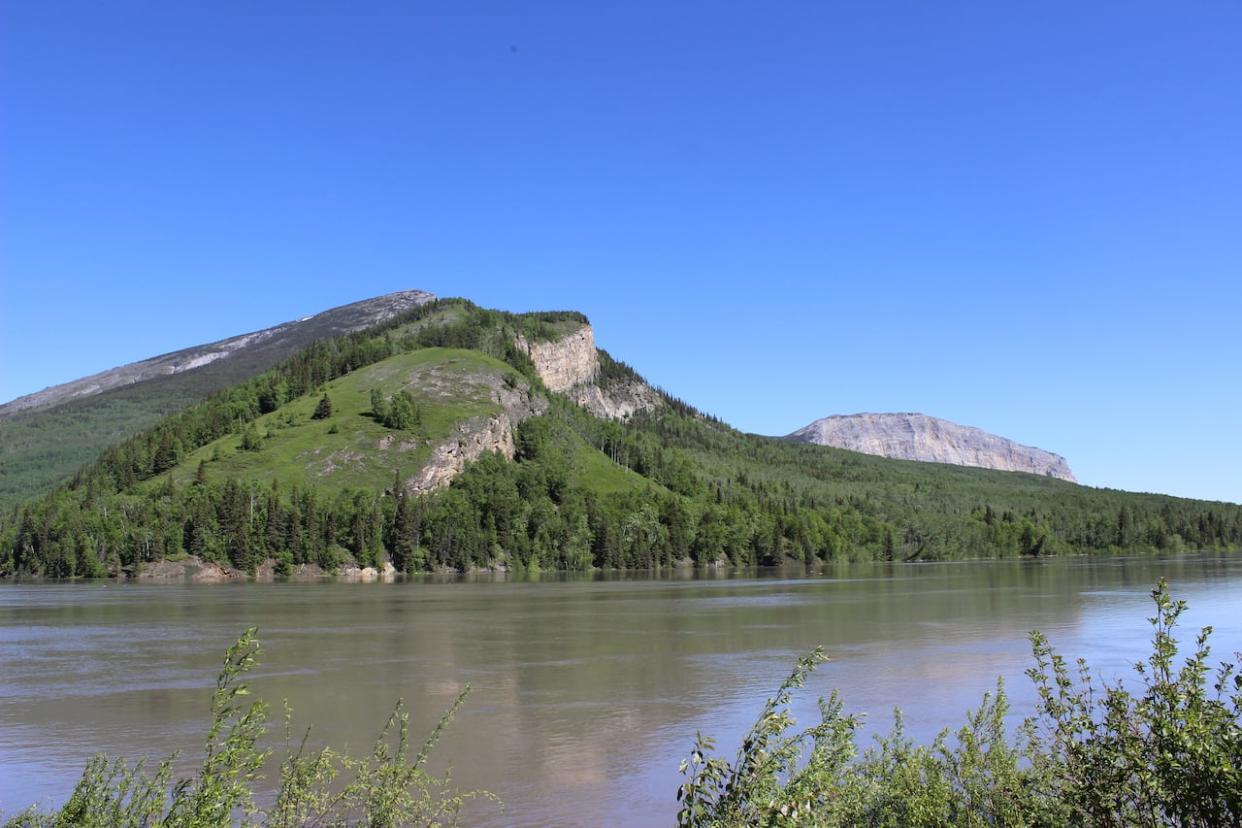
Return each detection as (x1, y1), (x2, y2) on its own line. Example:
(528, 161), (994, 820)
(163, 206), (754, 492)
(0, 289), (434, 510)
(4, 295), (1240, 579)
(1, 289), (435, 415)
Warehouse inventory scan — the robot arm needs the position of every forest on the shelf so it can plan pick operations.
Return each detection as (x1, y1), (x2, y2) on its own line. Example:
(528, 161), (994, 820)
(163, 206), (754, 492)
(3, 299), (1240, 577)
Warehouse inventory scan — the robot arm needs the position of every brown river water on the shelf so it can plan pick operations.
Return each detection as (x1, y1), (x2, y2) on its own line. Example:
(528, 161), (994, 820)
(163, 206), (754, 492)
(2, 553), (1240, 826)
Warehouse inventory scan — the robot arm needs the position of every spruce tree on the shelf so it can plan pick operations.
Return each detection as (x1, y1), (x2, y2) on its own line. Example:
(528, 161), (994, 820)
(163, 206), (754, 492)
(152, 432), (177, 474)
(312, 394), (333, 420)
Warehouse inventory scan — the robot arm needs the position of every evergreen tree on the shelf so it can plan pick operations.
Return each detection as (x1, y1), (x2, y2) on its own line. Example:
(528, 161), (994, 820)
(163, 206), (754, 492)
(152, 432), (177, 474)
(312, 394), (333, 420)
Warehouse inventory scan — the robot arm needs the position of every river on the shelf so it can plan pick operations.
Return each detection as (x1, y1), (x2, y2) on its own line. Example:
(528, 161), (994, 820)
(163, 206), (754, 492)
(2, 553), (1240, 826)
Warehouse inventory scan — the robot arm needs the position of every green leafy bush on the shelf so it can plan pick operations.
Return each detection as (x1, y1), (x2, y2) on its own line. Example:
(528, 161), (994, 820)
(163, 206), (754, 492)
(678, 580), (1242, 827)
(4, 629), (492, 828)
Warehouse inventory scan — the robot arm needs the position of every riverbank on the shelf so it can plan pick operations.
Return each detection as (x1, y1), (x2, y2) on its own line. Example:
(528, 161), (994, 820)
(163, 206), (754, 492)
(5, 546), (1238, 584)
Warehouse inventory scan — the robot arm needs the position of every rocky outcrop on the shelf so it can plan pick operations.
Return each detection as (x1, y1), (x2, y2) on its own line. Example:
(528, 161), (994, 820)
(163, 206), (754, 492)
(130, 556), (396, 582)
(132, 556), (246, 582)
(568, 379), (664, 421)
(786, 412), (1077, 482)
(515, 324), (662, 421)
(407, 379), (549, 494)
(338, 562), (397, 582)
(514, 326), (599, 392)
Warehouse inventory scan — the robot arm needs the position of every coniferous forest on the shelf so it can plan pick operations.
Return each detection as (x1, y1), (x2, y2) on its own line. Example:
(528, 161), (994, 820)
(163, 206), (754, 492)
(3, 299), (1240, 578)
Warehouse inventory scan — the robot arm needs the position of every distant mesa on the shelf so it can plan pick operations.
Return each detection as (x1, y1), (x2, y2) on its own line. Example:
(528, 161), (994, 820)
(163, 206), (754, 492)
(784, 412), (1077, 482)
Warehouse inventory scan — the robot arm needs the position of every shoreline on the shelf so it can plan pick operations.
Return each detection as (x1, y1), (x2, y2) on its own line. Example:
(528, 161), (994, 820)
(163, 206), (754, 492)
(2, 547), (1237, 584)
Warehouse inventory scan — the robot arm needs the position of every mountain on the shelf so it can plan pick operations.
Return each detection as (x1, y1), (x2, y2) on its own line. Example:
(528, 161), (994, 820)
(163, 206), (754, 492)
(4, 296), (1239, 580)
(1, 289), (435, 416)
(785, 413), (1077, 482)
(150, 303), (664, 502)
(0, 290), (434, 509)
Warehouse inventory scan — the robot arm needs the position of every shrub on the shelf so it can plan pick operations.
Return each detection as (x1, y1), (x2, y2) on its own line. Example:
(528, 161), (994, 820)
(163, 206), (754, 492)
(677, 580), (1242, 827)
(4, 629), (493, 828)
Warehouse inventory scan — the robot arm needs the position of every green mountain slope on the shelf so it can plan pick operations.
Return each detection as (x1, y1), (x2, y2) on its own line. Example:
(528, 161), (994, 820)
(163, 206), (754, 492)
(0, 290), (434, 510)
(155, 348), (518, 494)
(2, 298), (1239, 577)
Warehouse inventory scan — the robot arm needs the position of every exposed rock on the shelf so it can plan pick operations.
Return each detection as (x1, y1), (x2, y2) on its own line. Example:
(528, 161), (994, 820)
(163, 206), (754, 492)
(785, 412), (1077, 482)
(568, 379), (664, 421)
(132, 558), (201, 580)
(132, 555), (246, 582)
(334, 562), (396, 582)
(314, 448), (365, 477)
(130, 557), (390, 582)
(291, 563), (327, 580)
(407, 378), (549, 494)
(514, 326), (599, 392)
(258, 560), (332, 581)
(254, 559), (278, 581)
(338, 564), (380, 582)
(190, 561), (246, 583)
(515, 324), (662, 421)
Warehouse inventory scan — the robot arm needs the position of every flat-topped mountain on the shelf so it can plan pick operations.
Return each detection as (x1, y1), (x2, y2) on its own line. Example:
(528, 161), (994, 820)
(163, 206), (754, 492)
(785, 412), (1077, 482)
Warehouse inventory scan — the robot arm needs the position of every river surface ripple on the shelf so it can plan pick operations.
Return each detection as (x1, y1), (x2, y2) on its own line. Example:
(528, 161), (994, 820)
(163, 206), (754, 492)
(2, 553), (1240, 827)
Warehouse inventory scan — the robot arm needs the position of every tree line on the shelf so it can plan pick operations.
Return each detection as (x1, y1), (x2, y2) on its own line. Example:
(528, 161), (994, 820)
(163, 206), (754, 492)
(3, 300), (1240, 577)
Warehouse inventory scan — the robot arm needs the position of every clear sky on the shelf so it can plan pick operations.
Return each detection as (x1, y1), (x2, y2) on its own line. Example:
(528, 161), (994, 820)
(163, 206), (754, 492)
(1, 2), (1239, 503)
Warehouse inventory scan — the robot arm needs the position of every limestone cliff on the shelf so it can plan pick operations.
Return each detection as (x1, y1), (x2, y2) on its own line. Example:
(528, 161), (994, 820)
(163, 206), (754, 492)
(514, 324), (662, 421)
(407, 378), (549, 494)
(785, 412), (1077, 482)
(566, 380), (664, 421)
(513, 326), (599, 392)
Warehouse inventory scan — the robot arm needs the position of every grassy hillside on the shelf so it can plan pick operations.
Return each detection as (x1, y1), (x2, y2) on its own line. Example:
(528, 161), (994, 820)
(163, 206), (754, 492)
(0, 291), (439, 510)
(153, 348), (514, 494)
(2, 298), (1239, 577)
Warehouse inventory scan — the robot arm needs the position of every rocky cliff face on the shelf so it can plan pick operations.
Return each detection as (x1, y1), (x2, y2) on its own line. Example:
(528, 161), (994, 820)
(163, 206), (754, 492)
(786, 413), (1077, 482)
(513, 325), (600, 392)
(407, 375), (549, 494)
(1, 289), (435, 415)
(567, 380), (664, 421)
(514, 324), (662, 421)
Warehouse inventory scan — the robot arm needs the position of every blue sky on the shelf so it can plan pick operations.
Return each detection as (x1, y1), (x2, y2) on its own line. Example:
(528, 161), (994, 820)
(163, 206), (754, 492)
(1, 1), (1239, 503)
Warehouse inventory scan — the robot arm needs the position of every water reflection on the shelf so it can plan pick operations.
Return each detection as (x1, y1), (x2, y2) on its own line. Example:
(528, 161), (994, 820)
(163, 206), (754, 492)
(2, 553), (1240, 827)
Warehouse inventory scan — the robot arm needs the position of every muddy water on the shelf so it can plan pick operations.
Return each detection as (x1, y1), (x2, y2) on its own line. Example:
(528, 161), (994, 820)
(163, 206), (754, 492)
(2, 553), (1240, 826)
